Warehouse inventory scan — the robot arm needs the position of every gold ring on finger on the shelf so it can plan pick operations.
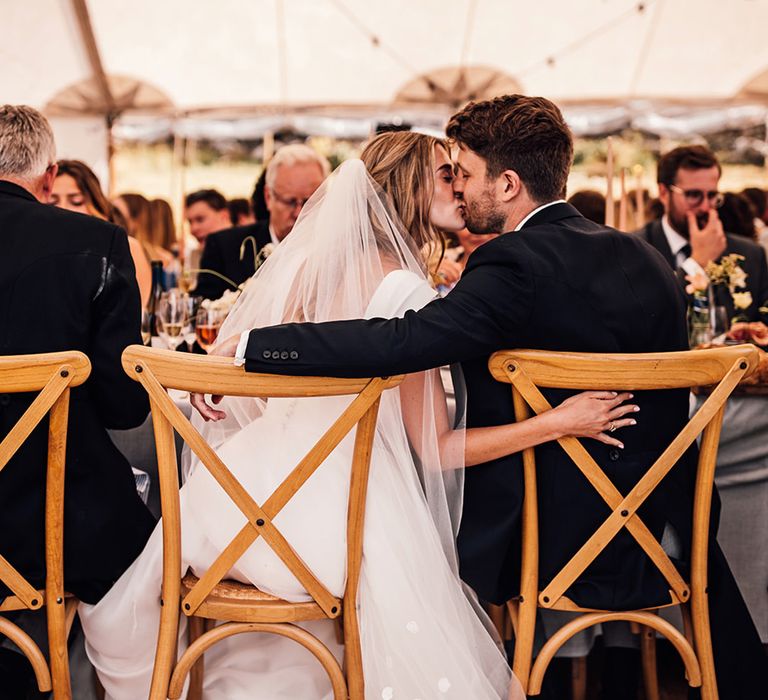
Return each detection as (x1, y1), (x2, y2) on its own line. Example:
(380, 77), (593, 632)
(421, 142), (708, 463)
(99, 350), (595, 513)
(608, 421), (617, 433)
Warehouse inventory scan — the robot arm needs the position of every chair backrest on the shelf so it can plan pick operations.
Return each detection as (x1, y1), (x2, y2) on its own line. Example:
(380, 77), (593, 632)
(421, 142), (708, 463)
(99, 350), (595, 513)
(0, 351), (90, 610)
(488, 345), (760, 610)
(122, 345), (403, 619)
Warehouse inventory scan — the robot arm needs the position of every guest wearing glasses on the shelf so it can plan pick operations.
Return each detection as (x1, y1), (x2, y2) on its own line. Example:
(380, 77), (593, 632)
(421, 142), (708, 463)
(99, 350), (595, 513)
(636, 145), (768, 322)
(194, 144), (330, 300)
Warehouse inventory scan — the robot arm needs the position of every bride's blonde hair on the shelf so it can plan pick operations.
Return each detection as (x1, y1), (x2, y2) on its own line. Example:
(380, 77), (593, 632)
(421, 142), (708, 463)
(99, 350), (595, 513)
(360, 131), (447, 257)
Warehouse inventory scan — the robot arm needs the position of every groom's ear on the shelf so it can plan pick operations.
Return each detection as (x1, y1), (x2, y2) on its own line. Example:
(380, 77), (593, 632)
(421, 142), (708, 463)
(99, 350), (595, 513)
(497, 170), (522, 203)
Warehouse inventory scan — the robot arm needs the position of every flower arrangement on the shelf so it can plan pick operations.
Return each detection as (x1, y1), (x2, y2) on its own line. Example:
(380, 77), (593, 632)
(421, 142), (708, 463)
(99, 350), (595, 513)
(685, 253), (768, 321)
(200, 288), (240, 312)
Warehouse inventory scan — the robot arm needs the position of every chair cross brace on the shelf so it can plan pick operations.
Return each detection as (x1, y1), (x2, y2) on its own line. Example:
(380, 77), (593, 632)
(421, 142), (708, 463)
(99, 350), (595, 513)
(505, 356), (748, 608)
(0, 366), (74, 608)
(135, 365), (387, 618)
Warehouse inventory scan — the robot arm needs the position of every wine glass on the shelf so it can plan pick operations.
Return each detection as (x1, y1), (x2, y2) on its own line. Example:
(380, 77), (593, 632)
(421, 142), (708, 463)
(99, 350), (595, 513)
(156, 297), (189, 351)
(183, 295), (203, 352)
(195, 307), (228, 352)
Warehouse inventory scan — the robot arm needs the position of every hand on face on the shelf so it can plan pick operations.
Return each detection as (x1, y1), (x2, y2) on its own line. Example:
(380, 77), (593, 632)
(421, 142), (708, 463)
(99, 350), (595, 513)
(687, 209), (726, 268)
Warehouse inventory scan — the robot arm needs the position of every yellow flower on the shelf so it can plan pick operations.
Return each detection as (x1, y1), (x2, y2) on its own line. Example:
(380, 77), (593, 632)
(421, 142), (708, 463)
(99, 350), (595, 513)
(732, 291), (753, 310)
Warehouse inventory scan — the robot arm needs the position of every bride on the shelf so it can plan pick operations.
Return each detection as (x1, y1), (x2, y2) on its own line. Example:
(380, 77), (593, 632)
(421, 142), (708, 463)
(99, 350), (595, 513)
(80, 131), (635, 700)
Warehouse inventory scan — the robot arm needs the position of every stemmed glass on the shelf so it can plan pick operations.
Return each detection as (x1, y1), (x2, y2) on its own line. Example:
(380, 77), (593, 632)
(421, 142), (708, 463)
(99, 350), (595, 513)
(195, 307), (228, 352)
(182, 295), (203, 352)
(156, 296), (189, 351)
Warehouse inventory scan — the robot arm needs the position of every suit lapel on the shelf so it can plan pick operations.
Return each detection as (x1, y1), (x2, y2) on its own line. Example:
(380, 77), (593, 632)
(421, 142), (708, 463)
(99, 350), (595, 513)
(647, 221), (676, 269)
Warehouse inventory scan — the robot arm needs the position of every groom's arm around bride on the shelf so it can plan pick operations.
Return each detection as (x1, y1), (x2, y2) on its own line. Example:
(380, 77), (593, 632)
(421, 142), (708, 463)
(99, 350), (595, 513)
(201, 95), (766, 697)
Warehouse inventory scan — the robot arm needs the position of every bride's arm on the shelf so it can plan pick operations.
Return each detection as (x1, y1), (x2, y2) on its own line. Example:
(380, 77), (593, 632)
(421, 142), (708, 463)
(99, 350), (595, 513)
(399, 371), (639, 468)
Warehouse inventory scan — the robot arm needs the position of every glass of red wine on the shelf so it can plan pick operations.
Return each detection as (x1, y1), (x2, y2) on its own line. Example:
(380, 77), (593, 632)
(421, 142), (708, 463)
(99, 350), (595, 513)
(195, 307), (228, 352)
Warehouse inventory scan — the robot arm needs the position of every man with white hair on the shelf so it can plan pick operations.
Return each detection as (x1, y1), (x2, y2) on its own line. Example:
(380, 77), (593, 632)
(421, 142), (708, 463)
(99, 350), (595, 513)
(194, 144), (330, 299)
(0, 105), (155, 695)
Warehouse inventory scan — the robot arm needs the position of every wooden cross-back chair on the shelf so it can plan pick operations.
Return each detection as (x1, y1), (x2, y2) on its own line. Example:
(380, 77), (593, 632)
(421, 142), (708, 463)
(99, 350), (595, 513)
(488, 345), (760, 700)
(0, 351), (90, 699)
(121, 345), (404, 700)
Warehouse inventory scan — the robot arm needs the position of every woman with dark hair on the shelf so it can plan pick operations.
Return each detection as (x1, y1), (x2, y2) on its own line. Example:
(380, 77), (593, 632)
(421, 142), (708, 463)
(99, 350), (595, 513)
(50, 160), (152, 306)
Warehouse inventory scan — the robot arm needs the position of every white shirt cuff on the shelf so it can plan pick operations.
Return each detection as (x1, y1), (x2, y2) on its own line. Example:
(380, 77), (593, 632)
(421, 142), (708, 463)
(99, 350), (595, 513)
(234, 330), (251, 366)
(681, 257), (705, 278)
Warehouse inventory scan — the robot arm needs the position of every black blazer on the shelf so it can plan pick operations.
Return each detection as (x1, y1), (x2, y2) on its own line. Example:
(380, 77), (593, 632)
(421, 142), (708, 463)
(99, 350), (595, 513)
(0, 181), (155, 604)
(194, 221), (272, 300)
(636, 219), (768, 322)
(242, 203), (695, 610)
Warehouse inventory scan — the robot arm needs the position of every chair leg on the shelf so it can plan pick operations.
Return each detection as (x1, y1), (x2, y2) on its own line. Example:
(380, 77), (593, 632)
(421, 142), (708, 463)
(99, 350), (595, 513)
(186, 616), (206, 700)
(488, 603), (508, 641)
(571, 656), (587, 700)
(148, 599), (181, 700)
(47, 594), (72, 699)
(511, 597), (537, 694)
(343, 609), (364, 700)
(691, 590), (719, 700)
(506, 599), (519, 638)
(640, 625), (660, 700)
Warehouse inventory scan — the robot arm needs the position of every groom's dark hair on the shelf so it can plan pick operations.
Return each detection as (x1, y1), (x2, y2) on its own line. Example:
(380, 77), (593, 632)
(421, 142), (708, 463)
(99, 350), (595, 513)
(446, 95), (573, 203)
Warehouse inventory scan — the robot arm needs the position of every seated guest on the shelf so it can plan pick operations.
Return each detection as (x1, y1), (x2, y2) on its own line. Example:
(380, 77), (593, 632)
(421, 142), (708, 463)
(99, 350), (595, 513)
(149, 197), (178, 254)
(195, 145), (330, 300)
(51, 159), (152, 306)
(183, 188), (230, 251)
(741, 187), (768, 255)
(718, 192), (757, 241)
(567, 189), (606, 224)
(0, 105), (155, 693)
(741, 187), (768, 233)
(114, 191), (174, 268)
(636, 145), (768, 323)
(228, 197), (255, 227)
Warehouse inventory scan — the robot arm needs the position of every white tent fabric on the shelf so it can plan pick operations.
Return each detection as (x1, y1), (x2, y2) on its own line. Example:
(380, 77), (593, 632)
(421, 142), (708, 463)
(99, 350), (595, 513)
(5, 0), (768, 110)
(3, 0), (768, 153)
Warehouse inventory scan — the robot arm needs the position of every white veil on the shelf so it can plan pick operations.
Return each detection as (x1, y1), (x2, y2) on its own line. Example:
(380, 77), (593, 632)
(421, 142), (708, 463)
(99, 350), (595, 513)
(188, 158), (466, 558)
(184, 159), (515, 698)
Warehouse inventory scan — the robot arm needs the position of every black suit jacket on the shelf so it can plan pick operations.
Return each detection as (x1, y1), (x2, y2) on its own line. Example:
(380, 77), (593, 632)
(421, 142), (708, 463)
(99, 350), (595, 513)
(241, 203), (695, 610)
(194, 221), (272, 300)
(636, 219), (768, 322)
(0, 180), (155, 604)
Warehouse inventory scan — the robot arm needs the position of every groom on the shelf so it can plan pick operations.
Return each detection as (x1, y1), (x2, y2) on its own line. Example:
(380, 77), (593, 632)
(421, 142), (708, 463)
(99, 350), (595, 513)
(197, 95), (765, 696)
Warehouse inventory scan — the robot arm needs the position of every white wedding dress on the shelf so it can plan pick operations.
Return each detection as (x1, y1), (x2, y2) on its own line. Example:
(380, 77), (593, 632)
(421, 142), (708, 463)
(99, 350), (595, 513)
(79, 269), (516, 700)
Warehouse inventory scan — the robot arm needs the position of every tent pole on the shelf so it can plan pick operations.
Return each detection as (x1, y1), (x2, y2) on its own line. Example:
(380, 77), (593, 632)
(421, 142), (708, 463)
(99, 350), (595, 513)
(71, 0), (118, 180)
(106, 113), (116, 197)
(173, 125), (189, 265)
(605, 136), (615, 227)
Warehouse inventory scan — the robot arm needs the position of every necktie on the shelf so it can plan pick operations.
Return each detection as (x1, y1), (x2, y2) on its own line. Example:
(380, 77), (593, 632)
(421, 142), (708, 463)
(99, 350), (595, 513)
(677, 243), (691, 268)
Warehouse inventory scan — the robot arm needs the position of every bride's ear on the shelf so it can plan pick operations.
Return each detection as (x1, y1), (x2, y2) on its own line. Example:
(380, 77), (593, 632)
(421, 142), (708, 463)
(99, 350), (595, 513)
(498, 170), (521, 203)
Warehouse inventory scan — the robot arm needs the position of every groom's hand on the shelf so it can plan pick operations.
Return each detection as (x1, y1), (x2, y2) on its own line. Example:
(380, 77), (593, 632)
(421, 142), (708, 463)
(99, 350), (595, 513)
(190, 333), (242, 421)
